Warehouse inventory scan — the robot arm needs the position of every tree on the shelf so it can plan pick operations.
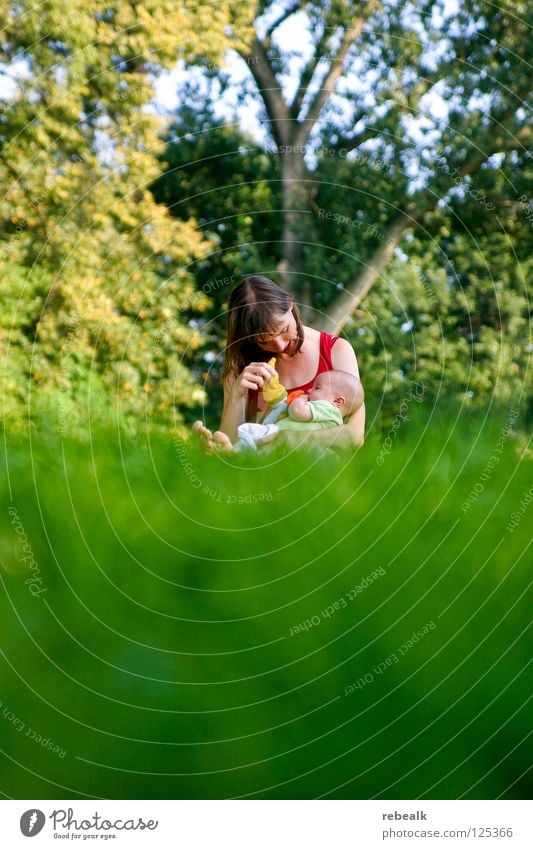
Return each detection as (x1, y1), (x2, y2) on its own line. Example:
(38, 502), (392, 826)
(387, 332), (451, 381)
(225, 0), (532, 327)
(0, 0), (252, 431)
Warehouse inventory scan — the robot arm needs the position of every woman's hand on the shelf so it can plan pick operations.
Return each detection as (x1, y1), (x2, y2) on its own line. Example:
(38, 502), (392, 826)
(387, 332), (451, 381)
(219, 363), (275, 441)
(230, 361), (277, 400)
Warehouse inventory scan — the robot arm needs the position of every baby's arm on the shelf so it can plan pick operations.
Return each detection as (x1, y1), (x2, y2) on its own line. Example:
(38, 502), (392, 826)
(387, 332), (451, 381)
(288, 395), (313, 422)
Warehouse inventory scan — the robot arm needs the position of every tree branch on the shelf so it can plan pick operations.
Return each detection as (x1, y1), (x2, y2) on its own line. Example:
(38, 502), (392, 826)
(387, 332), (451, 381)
(237, 36), (294, 148)
(323, 113), (531, 333)
(321, 211), (417, 335)
(263, 1), (301, 43)
(332, 67), (447, 154)
(460, 122), (531, 175)
(334, 125), (379, 153)
(290, 35), (329, 120)
(295, 5), (378, 146)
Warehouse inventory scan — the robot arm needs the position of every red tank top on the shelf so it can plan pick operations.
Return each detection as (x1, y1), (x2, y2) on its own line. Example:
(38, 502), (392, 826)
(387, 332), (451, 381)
(248, 331), (339, 422)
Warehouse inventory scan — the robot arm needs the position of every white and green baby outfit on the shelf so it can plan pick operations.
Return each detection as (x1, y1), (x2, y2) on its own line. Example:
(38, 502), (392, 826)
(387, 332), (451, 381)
(235, 400), (343, 451)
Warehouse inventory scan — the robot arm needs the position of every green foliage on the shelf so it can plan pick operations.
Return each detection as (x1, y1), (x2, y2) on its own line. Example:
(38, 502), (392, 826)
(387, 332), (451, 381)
(0, 0), (253, 431)
(0, 416), (530, 798)
(306, 147), (411, 307)
(345, 256), (529, 423)
(152, 97), (282, 312)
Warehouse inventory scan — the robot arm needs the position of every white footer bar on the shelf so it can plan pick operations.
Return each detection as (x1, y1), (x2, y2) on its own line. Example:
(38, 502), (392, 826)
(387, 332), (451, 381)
(1, 800), (530, 848)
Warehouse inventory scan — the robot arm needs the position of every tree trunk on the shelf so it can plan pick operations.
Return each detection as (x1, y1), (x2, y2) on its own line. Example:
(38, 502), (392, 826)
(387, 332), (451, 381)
(276, 149), (315, 321)
(322, 212), (414, 334)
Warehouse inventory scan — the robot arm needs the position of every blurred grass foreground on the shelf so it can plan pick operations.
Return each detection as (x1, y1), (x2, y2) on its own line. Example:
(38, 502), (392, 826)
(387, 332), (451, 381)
(0, 410), (530, 800)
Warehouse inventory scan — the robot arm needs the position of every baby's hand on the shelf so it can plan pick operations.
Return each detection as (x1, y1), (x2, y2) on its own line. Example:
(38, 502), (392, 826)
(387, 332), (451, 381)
(286, 389), (306, 405)
(288, 394), (313, 422)
(289, 393), (308, 407)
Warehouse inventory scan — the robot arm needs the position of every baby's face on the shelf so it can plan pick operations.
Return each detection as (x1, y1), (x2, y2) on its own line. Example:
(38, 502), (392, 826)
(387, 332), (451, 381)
(307, 374), (337, 403)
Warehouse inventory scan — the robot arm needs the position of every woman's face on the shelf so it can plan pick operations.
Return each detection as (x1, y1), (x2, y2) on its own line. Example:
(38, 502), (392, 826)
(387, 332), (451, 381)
(255, 307), (298, 356)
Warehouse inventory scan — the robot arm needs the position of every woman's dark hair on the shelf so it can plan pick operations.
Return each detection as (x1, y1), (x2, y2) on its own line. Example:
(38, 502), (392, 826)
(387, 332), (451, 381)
(221, 275), (304, 383)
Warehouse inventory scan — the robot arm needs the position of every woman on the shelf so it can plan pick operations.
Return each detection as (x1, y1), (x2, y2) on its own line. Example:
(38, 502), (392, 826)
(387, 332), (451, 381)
(193, 275), (365, 449)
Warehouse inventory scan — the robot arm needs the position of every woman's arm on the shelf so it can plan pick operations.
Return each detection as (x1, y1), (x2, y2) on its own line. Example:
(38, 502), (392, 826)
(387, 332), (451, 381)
(219, 378), (247, 443)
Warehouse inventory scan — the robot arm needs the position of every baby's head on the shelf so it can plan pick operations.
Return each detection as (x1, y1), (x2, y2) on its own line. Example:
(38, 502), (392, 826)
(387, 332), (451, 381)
(307, 370), (363, 417)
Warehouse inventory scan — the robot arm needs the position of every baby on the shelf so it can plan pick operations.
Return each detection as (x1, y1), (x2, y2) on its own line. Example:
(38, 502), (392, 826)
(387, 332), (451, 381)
(219, 369), (362, 452)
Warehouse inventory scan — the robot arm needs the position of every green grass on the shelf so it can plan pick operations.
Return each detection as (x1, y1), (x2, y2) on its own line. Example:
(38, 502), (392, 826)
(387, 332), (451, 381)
(0, 407), (530, 799)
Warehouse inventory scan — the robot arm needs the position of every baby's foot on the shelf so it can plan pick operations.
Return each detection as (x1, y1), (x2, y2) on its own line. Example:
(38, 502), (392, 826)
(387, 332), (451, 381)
(192, 420), (216, 452)
(212, 431), (235, 452)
